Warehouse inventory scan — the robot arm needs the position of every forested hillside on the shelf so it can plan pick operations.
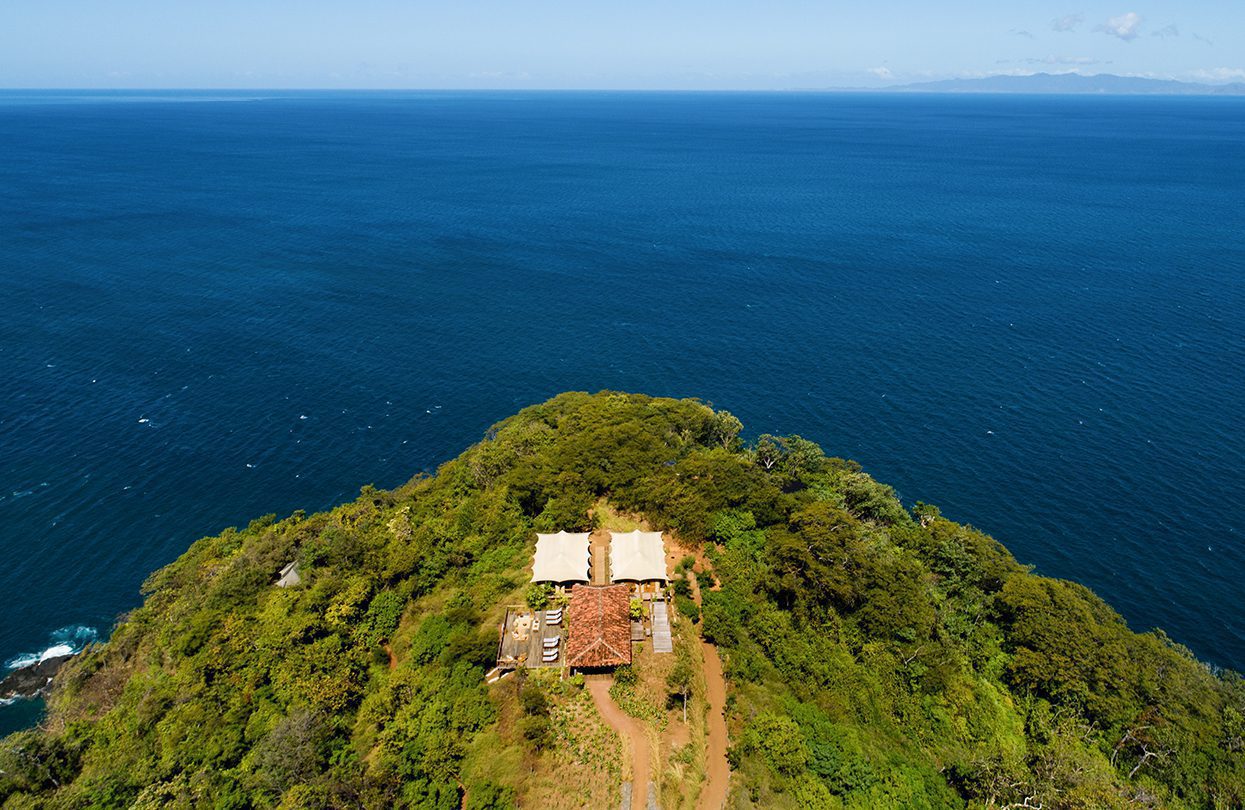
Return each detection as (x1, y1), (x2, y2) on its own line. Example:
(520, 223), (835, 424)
(2, 392), (1242, 808)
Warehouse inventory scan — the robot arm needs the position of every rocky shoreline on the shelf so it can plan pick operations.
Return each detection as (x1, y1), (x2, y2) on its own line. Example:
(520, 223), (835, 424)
(1, 654), (74, 701)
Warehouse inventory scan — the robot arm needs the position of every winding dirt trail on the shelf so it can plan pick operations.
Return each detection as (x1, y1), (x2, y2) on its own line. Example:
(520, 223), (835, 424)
(689, 566), (730, 809)
(588, 677), (651, 810)
(697, 642), (729, 809)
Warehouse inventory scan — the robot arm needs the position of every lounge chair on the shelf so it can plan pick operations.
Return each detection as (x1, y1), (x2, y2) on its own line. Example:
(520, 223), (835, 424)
(543, 637), (560, 648)
(542, 650), (559, 662)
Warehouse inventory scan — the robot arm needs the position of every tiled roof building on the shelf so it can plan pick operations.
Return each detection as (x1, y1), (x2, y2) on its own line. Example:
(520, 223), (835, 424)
(566, 584), (632, 669)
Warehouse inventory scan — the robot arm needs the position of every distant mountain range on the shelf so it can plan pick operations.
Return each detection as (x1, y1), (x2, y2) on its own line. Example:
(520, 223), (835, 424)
(886, 72), (1245, 95)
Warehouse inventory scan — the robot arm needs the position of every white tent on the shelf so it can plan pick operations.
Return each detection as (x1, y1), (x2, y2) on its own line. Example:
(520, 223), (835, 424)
(531, 531), (591, 583)
(609, 530), (668, 582)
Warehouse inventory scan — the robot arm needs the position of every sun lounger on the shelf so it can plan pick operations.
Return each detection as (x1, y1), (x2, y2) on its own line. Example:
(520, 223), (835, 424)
(543, 637), (560, 648)
(542, 651), (559, 662)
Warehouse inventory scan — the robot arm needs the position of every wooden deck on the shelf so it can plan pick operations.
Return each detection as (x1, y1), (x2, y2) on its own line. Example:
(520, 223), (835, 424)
(496, 607), (565, 669)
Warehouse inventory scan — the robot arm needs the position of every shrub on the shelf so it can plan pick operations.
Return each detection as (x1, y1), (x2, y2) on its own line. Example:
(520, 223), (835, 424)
(362, 590), (405, 644)
(519, 685), (549, 717)
(745, 713), (808, 776)
(519, 716), (552, 750)
(466, 781), (516, 810)
(525, 583), (552, 610)
(675, 595), (700, 624)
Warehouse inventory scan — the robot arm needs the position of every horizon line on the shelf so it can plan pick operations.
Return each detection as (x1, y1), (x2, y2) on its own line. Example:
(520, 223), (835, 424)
(4, 72), (1244, 96)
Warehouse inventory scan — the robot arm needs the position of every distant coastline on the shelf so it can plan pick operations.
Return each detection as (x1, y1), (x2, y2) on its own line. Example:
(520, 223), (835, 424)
(878, 71), (1245, 96)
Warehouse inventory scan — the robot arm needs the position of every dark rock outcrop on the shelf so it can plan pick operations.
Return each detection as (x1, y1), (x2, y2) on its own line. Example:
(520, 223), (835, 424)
(0, 654), (73, 700)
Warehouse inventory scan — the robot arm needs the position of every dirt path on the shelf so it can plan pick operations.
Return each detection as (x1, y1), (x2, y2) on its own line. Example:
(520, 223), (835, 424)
(588, 677), (651, 810)
(689, 567), (730, 809)
(697, 642), (729, 809)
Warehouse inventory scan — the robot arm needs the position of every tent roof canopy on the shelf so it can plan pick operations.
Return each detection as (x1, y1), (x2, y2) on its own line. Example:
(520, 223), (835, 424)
(531, 531), (590, 583)
(609, 530), (667, 582)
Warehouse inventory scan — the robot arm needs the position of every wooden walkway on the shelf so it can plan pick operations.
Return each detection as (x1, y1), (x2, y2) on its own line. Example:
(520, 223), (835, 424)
(590, 528), (611, 585)
(651, 601), (672, 653)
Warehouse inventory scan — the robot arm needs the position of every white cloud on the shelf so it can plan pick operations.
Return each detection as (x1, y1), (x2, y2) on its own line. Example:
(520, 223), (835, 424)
(1151, 24), (1179, 39)
(1051, 14), (1084, 32)
(1097, 12), (1142, 41)
(867, 66), (894, 79)
(1190, 67), (1245, 82)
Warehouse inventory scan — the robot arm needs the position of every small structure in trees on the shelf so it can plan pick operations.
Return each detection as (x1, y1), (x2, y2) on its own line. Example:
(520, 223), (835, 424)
(275, 561), (301, 588)
(608, 530), (668, 583)
(531, 531), (591, 584)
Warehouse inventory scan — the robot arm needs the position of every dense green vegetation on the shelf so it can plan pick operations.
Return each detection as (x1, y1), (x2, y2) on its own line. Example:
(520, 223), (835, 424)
(2, 391), (1242, 808)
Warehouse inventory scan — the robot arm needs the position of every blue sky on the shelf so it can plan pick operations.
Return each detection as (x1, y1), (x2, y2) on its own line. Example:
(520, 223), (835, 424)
(2, 0), (1242, 89)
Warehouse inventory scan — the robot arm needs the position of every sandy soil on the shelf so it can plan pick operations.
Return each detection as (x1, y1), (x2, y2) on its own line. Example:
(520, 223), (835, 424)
(697, 642), (730, 809)
(688, 565), (730, 809)
(588, 677), (652, 810)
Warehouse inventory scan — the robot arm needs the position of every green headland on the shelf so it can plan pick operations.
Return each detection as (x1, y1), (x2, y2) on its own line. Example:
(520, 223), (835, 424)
(2, 392), (1242, 809)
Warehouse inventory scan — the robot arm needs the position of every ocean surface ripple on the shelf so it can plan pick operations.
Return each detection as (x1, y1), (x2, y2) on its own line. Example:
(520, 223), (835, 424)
(1, 91), (1242, 730)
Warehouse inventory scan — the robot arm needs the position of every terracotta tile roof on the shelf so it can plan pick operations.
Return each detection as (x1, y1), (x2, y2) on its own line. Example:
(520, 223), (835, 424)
(566, 584), (632, 668)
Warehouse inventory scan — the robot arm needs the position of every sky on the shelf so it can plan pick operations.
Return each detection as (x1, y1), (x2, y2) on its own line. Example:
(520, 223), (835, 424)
(1, 0), (1243, 89)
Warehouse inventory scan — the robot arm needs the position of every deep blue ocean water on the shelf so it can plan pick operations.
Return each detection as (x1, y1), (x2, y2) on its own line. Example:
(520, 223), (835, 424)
(2, 90), (1242, 732)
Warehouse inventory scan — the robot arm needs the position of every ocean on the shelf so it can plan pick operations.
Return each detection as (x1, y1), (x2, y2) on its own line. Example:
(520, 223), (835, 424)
(1, 90), (1242, 733)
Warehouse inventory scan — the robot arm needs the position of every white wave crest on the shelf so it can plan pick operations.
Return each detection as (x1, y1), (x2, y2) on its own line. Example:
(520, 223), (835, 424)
(3, 625), (98, 672)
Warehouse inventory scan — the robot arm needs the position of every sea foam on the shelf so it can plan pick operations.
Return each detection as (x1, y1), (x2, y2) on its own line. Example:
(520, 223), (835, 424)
(3, 626), (98, 672)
